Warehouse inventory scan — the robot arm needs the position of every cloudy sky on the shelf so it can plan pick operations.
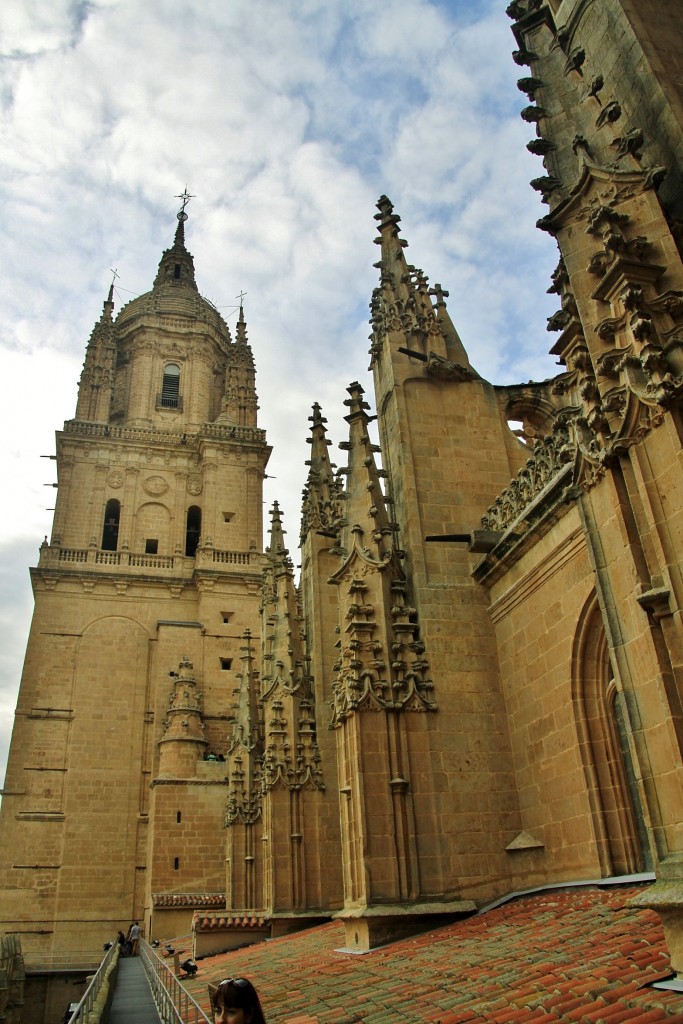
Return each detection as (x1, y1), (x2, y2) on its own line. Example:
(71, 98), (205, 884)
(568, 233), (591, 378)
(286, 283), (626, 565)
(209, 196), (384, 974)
(0, 0), (560, 786)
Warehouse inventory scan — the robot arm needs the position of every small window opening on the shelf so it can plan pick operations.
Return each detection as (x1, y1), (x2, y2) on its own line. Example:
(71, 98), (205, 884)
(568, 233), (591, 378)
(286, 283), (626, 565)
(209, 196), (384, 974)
(101, 498), (121, 551)
(145, 539), (158, 554)
(173, 264), (181, 280)
(223, 512), (234, 523)
(220, 658), (232, 671)
(174, 856), (180, 870)
(176, 810), (182, 824)
(161, 363), (181, 408)
(508, 418), (529, 445)
(221, 612), (233, 624)
(185, 505), (201, 557)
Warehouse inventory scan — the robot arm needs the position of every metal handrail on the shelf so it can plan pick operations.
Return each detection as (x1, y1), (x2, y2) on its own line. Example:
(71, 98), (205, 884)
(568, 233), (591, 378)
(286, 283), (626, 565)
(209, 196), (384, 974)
(141, 939), (211, 1023)
(66, 940), (118, 1022)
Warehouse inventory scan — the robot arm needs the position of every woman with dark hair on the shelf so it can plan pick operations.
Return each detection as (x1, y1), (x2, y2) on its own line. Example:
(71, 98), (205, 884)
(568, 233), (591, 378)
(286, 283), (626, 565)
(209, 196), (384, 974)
(210, 977), (267, 1024)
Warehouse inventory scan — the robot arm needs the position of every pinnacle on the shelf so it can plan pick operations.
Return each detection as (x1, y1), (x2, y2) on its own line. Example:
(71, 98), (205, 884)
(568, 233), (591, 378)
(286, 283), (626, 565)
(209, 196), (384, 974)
(267, 501), (290, 566)
(338, 381), (395, 559)
(300, 402), (343, 541)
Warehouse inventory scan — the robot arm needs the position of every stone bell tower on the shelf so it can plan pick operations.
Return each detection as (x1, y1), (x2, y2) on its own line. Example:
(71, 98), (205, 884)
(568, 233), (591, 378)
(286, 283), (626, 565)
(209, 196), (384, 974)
(0, 200), (270, 956)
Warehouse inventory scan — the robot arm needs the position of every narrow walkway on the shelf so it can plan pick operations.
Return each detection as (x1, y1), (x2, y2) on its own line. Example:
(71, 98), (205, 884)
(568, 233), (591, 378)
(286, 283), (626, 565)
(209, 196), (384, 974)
(107, 955), (162, 1024)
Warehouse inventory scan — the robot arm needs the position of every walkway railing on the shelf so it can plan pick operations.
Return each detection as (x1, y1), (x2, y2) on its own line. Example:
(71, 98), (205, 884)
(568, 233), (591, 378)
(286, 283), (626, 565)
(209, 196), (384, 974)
(141, 939), (211, 1023)
(65, 941), (118, 1022)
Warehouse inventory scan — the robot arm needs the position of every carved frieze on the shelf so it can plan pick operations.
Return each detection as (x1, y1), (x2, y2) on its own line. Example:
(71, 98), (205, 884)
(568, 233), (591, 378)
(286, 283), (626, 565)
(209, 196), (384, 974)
(481, 424), (575, 532)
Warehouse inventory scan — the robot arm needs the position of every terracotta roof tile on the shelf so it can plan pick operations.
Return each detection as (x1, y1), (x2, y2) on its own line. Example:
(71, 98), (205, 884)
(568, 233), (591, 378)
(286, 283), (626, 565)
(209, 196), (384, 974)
(180, 885), (683, 1024)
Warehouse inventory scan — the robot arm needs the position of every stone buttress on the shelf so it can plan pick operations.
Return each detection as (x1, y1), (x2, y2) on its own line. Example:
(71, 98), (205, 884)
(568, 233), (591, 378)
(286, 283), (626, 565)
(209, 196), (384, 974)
(328, 382), (475, 950)
(368, 197), (530, 910)
(260, 503), (338, 932)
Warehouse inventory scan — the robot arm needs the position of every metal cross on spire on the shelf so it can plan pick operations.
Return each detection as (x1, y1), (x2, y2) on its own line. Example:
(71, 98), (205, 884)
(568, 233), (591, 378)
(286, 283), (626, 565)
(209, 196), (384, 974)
(175, 186), (195, 220)
(236, 290), (247, 308)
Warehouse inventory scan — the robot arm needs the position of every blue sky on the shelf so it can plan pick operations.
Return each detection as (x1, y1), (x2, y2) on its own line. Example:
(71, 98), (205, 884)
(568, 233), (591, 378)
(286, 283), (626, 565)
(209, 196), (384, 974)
(0, 0), (560, 785)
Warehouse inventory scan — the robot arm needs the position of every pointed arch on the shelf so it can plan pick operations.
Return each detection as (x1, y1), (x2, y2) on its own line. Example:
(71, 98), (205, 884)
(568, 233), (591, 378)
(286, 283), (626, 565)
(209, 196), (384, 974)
(572, 591), (645, 875)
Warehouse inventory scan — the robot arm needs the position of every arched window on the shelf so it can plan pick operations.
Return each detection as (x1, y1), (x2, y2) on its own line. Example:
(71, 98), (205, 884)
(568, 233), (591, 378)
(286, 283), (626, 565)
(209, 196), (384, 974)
(161, 363), (181, 409)
(185, 505), (201, 557)
(572, 593), (649, 874)
(101, 498), (121, 551)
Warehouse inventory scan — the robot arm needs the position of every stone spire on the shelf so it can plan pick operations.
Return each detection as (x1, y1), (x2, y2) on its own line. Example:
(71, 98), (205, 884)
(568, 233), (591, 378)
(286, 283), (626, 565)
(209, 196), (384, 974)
(370, 195), (477, 377)
(337, 382), (394, 563)
(300, 403), (343, 543)
(329, 381), (435, 724)
(74, 281), (117, 422)
(152, 207), (199, 292)
(157, 655), (207, 777)
(225, 631), (263, 825)
(260, 503), (323, 793)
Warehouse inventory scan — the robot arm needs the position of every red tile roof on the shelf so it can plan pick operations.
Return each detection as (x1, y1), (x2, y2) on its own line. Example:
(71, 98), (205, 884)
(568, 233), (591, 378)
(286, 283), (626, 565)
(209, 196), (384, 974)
(153, 892), (226, 908)
(181, 885), (683, 1023)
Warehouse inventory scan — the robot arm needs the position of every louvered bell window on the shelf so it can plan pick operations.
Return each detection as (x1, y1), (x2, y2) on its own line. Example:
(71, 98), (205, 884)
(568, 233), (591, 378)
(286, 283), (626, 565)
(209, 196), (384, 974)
(161, 363), (181, 408)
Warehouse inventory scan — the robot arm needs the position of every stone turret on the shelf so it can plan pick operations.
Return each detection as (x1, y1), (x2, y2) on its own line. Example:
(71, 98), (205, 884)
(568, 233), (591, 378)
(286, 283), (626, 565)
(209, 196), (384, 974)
(152, 211), (199, 291)
(218, 303), (259, 427)
(74, 283), (117, 423)
(158, 656), (207, 777)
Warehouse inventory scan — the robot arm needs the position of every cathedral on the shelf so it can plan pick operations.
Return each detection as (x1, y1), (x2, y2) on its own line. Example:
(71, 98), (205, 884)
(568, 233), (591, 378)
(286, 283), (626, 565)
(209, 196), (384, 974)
(2, 0), (683, 988)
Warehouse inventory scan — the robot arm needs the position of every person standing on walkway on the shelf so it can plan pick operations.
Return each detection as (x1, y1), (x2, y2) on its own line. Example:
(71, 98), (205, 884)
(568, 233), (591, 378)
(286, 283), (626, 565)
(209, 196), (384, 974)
(210, 977), (267, 1024)
(127, 921), (141, 957)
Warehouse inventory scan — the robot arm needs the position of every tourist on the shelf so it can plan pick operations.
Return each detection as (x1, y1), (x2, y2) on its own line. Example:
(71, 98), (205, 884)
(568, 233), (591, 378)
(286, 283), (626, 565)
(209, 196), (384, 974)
(210, 977), (267, 1024)
(127, 921), (141, 957)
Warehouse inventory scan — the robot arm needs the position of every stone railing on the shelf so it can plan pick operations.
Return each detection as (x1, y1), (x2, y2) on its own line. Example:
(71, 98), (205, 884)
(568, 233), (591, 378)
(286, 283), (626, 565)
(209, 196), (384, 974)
(37, 545), (261, 574)
(62, 419), (267, 446)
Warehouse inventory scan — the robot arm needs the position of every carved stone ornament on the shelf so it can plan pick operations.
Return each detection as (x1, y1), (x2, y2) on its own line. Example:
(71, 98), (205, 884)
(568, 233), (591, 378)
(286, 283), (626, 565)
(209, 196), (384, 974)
(531, 176), (562, 201)
(527, 138), (556, 156)
(521, 104), (547, 124)
(425, 351), (478, 381)
(513, 47), (538, 66)
(614, 127), (644, 161)
(108, 469), (124, 489)
(596, 100), (622, 129)
(481, 424), (575, 532)
(517, 77), (543, 99)
(506, 0), (542, 18)
(186, 475), (203, 496)
(143, 474), (169, 497)
(564, 48), (585, 76)
(329, 547), (436, 727)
